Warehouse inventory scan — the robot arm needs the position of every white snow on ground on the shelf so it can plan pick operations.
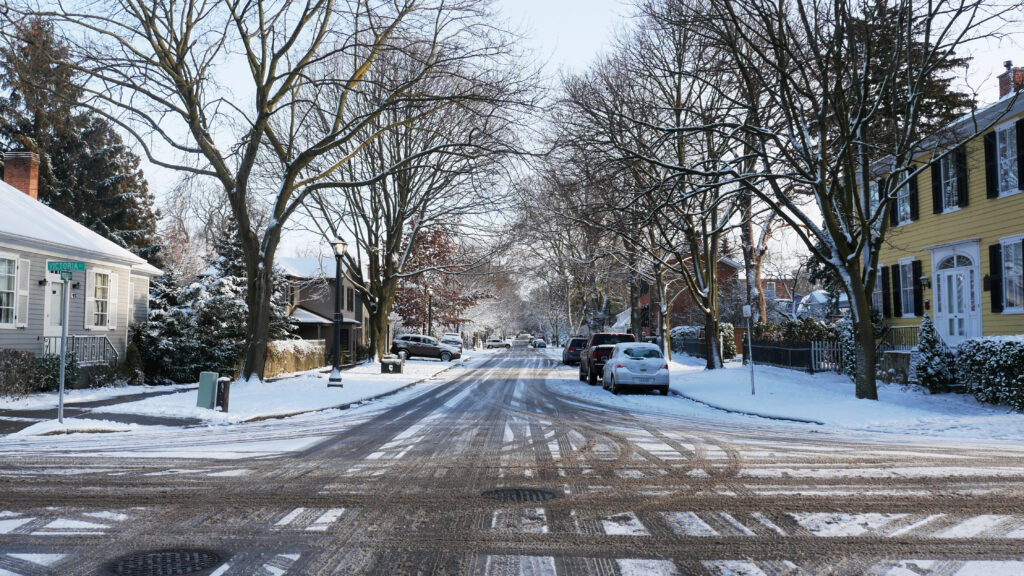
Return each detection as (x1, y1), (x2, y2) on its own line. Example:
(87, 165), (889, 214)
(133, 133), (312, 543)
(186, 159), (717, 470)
(11, 418), (137, 437)
(790, 512), (908, 536)
(0, 383), (195, 411)
(616, 559), (679, 576)
(600, 512), (649, 535)
(873, 561), (1024, 576)
(540, 348), (1024, 442)
(90, 359), (460, 424)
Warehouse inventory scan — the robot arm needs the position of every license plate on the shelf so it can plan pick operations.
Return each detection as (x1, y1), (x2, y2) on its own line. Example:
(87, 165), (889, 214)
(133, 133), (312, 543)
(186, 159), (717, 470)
(637, 377), (654, 384)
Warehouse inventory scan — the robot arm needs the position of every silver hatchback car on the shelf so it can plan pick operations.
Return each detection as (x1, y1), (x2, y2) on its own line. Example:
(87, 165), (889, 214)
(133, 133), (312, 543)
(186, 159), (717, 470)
(602, 342), (670, 395)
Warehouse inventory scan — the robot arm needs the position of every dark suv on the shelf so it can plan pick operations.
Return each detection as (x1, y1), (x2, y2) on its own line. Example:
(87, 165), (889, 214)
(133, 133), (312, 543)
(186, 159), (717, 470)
(390, 334), (461, 362)
(579, 333), (636, 385)
(562, 337), (588, 365)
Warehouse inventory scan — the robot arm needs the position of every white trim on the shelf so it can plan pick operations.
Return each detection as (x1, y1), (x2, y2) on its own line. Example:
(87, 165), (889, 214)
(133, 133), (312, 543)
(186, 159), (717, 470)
(0, 251), (19, 329)
(897, 257), (916, 318)
(994, 120), (1021, 198)
(930, 241), (982, 345)
(924, 237), (981, 252)
(1000, 233), (1024, 313)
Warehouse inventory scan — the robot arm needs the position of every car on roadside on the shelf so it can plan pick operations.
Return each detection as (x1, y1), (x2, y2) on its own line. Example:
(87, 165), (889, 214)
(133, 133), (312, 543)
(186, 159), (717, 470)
(390, 334), (461, 362)
(602, 342), (670, 396)
(579, 332), (636, 386)
(562, 337), (588, 365)
(440, 333), (463, 351)
(533, 339), (547, 348)
(484, 338), (511, 349)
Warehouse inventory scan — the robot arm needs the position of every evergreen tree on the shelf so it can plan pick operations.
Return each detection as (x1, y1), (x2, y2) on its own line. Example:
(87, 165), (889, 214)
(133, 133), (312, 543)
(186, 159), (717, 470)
(915, 313), (954, 393)
(0, 18), (159, 256)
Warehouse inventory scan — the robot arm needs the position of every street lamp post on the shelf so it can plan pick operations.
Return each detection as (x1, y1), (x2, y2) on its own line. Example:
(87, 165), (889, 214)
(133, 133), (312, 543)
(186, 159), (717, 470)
(329, 237), (348, 387)
(426, 287), (434, 338)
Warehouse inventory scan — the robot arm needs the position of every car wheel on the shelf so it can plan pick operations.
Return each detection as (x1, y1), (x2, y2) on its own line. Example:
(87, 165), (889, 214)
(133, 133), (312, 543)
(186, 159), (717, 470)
(505, 344), (511, 349)
(587, 369), (598, 386)
(440, 352), (452, 362)
(660, 386), (669, 396)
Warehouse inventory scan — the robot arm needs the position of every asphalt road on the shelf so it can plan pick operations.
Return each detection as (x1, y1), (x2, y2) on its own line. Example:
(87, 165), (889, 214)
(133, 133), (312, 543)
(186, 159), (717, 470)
(2, 350), (1024, 576)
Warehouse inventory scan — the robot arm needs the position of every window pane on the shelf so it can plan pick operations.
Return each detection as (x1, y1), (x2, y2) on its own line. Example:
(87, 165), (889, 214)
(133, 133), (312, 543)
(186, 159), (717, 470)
(0, 258), (14, 324)
(901, 264), (915, 314)
(1005, 242), (1024, 309)
(998, 126), (1019, 194)
(942, 157), (958, 210)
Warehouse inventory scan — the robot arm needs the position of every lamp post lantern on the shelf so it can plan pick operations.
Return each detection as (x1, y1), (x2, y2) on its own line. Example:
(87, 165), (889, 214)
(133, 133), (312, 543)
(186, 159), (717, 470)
(426, 287), (434, 338)
(328, 237), (348, 387)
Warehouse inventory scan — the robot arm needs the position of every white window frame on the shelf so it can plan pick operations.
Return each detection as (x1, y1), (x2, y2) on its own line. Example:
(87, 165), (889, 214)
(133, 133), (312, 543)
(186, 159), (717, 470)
(941, 156), (960, 213)
(1001, 233), (1024, 314)
(896, 183), (912, 225)
(765, 281), (776, 299)
(871, 275), (883, 311)
(995, 122), (1020, 198)
(899, 258), (916, 318)
(86, 268), (118, 331)
(0, 251), (19, 329)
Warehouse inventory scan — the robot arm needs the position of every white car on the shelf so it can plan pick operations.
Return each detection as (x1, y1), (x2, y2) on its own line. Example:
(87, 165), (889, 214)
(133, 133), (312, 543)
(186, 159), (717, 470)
(485, 338), (511, 349)
(602, 342), (670, 395)
(440, 333), (463, 350)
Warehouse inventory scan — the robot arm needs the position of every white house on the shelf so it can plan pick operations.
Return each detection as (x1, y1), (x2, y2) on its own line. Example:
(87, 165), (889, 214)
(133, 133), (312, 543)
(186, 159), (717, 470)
(0, 150), (161, 368)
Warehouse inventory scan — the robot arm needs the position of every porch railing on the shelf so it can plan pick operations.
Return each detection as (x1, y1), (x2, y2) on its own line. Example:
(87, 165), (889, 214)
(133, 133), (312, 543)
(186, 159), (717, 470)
(880, 326), (919, 352)
(42, 335), (119, 366)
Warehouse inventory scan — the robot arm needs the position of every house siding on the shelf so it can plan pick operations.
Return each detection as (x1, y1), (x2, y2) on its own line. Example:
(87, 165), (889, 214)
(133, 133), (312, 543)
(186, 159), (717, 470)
(0, 242), (148, 360)
(880, 111), (1024, 337)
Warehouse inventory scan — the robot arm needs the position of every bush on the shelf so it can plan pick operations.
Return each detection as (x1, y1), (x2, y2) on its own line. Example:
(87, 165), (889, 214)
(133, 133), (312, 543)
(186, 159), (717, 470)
(669, 325), (701, 353)
(957, 337), (1024, 411)
(34, 352), (80, 392)
(0, 349), (38, 399)
(836, 315), (857, 377)
(720, 322), (736, 360)
(753, 317), (834, 344)
(915, 314), (954, 393)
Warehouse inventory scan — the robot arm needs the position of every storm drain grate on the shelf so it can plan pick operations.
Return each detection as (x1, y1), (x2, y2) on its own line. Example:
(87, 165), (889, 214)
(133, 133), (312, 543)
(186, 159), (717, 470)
(482, 487), (560, 503)
(105, 549), (222, 576)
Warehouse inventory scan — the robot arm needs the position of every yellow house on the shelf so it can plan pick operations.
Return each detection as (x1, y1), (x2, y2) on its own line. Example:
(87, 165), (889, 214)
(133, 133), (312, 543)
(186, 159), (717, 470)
(878, 66), (1024, 346)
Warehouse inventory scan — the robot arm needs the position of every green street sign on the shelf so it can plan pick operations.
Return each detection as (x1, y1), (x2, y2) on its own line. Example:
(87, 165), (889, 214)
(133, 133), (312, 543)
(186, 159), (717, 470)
(47, 261), (85, 272)
(59, 271), (73, 281)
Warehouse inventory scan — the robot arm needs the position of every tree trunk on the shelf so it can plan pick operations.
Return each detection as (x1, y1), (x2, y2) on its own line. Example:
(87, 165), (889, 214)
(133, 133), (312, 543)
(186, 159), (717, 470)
(703, 312), (722, 370)
(852, 291), (879, 400)
(241, 257), (275, 381)
(655, 264), (671, 360)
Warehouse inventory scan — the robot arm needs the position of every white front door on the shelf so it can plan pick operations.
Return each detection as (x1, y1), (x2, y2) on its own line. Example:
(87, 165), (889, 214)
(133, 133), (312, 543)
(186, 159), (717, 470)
(934, 254), (981, 346)
(43, 272), (66, 337)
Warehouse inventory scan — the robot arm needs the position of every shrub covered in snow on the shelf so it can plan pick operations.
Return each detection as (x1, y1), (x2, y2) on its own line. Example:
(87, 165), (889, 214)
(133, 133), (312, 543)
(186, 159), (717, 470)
(34, 351), (80, 392)
(914, 314), (954, 393)
(753, 317), (834, 344)
(669, 326), (701, 353)
(670, 323), (736, 360)
(0, 349), (37, 398)
(957, 337), (1024, 411)
(265, 340), (327, 378)
(721, 322), (736, 360)
(836, 315), (857, 377)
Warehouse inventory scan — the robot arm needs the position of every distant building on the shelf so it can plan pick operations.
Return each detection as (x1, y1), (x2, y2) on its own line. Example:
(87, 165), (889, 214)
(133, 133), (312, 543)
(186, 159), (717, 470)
(276, 257), (368, 361)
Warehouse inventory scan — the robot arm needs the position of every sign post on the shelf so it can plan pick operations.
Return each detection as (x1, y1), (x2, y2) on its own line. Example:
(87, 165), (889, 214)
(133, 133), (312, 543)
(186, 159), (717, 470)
(742, 305), (755, 396)
(47, 262), (84, 424)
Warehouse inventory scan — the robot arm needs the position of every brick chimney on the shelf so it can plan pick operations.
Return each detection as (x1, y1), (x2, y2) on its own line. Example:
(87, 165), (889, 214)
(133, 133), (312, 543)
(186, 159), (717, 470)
(2, 150), (40, 200)
(998, 60), (1024, 98)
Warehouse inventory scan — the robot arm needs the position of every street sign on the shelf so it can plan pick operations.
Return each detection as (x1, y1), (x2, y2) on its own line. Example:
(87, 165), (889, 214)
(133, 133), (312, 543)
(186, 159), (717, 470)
(47, 261), (85, 272)
(59, 271), (73, 281)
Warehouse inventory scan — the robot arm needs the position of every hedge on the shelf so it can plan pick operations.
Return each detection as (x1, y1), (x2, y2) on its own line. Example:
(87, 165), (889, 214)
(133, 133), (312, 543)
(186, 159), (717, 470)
(957, 337), (1024, 411)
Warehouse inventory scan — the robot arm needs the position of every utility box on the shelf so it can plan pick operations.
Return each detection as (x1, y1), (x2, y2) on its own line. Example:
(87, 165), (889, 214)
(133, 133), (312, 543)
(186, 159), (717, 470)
(197, 371), (218, 409)
(381, 356), (404, 374)
(216, 376), (231, 412)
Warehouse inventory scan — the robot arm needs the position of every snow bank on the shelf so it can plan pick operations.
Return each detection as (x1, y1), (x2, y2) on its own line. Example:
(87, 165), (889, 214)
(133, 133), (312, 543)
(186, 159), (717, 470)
(0, 383), (195, 411)
(92, 359), (459, 424)
(12, 418), (137, 437)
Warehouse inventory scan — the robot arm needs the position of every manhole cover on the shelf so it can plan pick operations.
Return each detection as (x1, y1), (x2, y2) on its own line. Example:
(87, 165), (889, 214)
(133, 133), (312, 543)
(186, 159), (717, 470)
(482, 487), (560, 503)
(105, 549), (222, 576)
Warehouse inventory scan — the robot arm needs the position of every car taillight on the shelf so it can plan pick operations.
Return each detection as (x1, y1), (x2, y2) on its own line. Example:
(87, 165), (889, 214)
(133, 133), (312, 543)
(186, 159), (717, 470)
(616, 363), (625, 368)
(662, 364), (669, 370)
(568, 348), (576, 352)
(392, 341), (398, 347)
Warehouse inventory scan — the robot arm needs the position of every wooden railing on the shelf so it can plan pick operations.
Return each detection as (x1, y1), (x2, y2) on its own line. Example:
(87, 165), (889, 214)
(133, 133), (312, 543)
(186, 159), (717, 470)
(42, 335), (119, 366)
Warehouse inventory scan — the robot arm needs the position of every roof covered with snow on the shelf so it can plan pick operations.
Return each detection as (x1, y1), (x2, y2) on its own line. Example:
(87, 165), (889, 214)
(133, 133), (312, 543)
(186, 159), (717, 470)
(0, 181), (161, 275)
(277, 257), (334, 279)
(610, 308), (631, 331)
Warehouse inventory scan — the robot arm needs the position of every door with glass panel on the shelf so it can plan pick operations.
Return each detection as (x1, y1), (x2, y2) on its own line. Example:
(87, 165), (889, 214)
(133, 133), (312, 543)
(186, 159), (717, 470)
(934, 255), (978, 346)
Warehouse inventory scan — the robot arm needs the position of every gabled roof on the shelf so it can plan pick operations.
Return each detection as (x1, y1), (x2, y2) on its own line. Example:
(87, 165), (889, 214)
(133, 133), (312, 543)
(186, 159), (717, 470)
(0, 181), (161, 275)
(277, 257), (334, 279)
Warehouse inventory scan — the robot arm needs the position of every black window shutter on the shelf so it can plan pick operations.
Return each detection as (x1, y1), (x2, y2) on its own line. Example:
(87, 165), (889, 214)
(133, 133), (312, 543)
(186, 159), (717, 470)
(881, 266), (892, 318)
(931, 162), (943, 213)
(1017, 120), (1024, 191)
(956, 145), (969, 208)
(912, 260), (923, 316)
(888, 179), (899, 227)
(985, 131), (999, 199)
(908, 174), (919, 221)
(990, 244), (1004, 313)
(891, 264), (903, 317)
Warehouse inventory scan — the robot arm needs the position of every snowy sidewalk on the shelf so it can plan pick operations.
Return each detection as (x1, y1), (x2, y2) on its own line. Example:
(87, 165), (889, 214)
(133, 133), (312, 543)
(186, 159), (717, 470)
(666, 355), (1024, 441)
(6, 357), (465, 436)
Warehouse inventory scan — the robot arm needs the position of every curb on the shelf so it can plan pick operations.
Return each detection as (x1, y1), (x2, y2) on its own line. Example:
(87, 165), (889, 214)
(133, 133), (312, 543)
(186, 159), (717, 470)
(670, 389), (825, 425)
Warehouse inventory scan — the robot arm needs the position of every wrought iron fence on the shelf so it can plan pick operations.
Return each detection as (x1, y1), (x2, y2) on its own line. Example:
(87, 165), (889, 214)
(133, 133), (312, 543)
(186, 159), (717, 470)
(42, 335), (118, 366)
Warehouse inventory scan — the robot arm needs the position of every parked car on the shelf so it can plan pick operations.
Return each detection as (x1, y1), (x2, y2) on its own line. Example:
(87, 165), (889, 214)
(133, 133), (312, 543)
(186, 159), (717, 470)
(533, 339), (547, 348)
(485, 338), (511, 349)
(562, 337), (588, 365)
(579, 332), (636, 386)
(440, 333), (463, 350)
(603, 342), (669, 395)
(391, 334), (461, 362)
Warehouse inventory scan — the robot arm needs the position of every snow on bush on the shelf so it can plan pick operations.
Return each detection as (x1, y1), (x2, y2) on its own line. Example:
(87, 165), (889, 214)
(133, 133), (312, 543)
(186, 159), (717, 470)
(957, 337), (1024, 411)
(721, 322), (736, 360)
(753, 317), (834, 344)
(914, 314), (954, 393)
(669, 326), (701, 353)
(836, 315), (857, 377)
(265, 339), (327, 378)
(669, 324), (735, 360)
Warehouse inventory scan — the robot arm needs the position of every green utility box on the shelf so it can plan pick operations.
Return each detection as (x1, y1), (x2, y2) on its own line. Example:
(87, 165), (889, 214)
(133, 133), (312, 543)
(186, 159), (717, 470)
(197, 371), (219, 409)
(381, 356), (404, 374)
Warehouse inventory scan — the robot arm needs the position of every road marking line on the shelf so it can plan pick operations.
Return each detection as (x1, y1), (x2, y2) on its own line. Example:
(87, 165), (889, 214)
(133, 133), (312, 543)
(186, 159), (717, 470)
(664, 512), (717, 536)
(306, 508), (344, 532)
(275, 508), (305, 527)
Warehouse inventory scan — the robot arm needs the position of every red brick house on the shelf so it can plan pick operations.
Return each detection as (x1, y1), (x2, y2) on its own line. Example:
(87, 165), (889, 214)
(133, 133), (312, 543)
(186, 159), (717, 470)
(637, 258), (743, 337)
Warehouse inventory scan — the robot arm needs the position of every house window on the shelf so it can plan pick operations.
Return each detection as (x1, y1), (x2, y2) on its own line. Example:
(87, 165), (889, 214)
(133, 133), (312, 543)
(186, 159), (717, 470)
(765, 281), (776, 299)
(94, 272), (110, 327)
(996, 123), (1019, 196)
(900, 260), (915, 317)
(1003, 238), (1024, 311)
(872, 280), (883, 311)
(896, 183), (912, 224)
(346, 287), (354, 312)
(941, 156), (959, 211)
(0, 257), (15, 325)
